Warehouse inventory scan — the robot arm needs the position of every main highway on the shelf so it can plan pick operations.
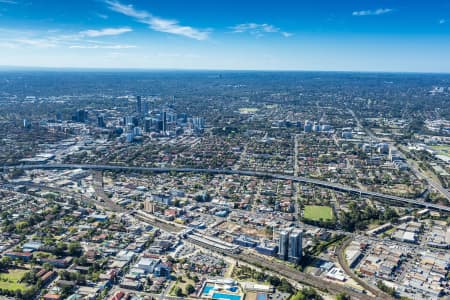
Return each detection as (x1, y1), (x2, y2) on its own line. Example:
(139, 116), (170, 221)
(4, 163), (450, 212)
(1, 163), (399, 299)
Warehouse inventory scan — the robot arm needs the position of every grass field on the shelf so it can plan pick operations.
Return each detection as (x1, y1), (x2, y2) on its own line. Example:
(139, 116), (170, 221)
(430, 145), (450, 154)
(0, 269), (30, 292)
(169, 276), (195, 296)
(303, 205), (334, 221)
(33, 251), (56, 259)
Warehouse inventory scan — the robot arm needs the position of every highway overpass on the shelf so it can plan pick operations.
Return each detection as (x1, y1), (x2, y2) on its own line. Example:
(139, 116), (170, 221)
(4, 163), (450, 212)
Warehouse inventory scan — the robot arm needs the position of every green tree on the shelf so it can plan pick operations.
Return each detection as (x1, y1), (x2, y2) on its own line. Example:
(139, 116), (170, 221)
(291, 288), (322, 300)
(175, 287), (183, 297)
(186, 284), (195, 295)
(269, 276), (281, 286)
(68, 242), (82, 257)
(336, 293), (351, 300)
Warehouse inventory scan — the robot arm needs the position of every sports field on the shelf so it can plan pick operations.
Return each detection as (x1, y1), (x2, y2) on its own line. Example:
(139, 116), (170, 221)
(303, 205), (334, 221)
(0, 269), (30, 292)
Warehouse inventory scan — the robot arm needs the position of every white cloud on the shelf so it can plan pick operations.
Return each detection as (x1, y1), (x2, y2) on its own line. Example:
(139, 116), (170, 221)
(0, 41), (18, 48)
(0, 28), (137, 50)
(96, 13), (109, 20)
(352, 8), (393, 16)
(0, 0), (17, 4)
(79, 27), (132, 37)
(106, 44), (136, 49)
(230, 23), (292, 38)
(14, 38), (58, 48)
(69, 44), (136, 49)
(105, 0), (209, 40)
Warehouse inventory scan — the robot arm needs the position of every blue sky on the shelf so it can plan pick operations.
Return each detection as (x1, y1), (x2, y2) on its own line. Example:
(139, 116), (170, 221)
(1, 0), (450, 72)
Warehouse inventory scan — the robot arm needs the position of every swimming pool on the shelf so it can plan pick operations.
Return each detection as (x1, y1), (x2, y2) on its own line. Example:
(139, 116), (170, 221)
(202, 284), (215, 295)
(212, 292), (242, 300)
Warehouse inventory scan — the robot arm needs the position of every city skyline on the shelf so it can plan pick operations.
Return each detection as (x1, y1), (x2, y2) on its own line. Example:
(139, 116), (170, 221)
(1, 0), (450, 72)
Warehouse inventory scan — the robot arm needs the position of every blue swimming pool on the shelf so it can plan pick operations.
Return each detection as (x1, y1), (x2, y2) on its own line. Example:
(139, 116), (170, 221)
(202, 284), (215, 295)
(212, 292), (242, 300)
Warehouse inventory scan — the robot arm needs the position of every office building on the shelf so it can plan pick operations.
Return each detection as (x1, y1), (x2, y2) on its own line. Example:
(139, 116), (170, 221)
(143, 199), (155, 213)
(144, 118), (152, 133)
(313, 122), (321, 132)
(123, 116), (137, 127)
(132, 116), (139, 127)
(97, 115), (105, 128)
(23, 119), (31, 129)
(304, 120), (312, 132)
(256, 242), (278, 256)
(155, 120), (163, 132)
(389, 148), (404, 162)
(143, 101), (149, 116)
(377, 143), (389, 154)
(288, 229), (303, 263)
(126, 132), (134, 143)
(278, 228), (303, 264)
(321, 124), (331, 131)
(278, 230), (289, 260)
(168, 112), (177, 123)
(162, 111), (167, 133)
(78, 109), (88, 123)
(342, 131), (353, 139)
(136, 96), (142, 114)
(233, 235), (258, 248)
(362, 143), (371, 153)
(72, 109), (88, 123)
(133, 127), (142, 136)
(192, 117), (205, 131)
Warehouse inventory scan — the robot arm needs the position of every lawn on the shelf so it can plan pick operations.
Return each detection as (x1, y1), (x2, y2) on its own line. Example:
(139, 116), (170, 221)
(33, 251), (56, 259)
(430, 145), (450, 154)
(0, 269), (30, 292)
(303, 205), (334, 221)
(169, 276), (195, 296)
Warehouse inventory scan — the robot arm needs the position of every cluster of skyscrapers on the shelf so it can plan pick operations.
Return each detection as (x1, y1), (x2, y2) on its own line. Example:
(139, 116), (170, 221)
(124, 96), (205, 142)
(304, 120), (332, 133)
(65, 96), (205, 143)
(278, 228), (303, 264)
(72, 109), (88, 123)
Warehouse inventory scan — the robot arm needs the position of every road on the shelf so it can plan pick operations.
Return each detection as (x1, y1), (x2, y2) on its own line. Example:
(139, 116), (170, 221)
(397, 145), (450, 201)
(130, 203), (374, 299)
(0, 174), (407, 299)
(336, 237), (394, 300)
(185, 237), (377, 300)
(294, 134), (300, 215)
(348, 108), (450, 202)
(92, 170), (127, 213)
(4, 163), (450, 212)
(109, 286), (184, 300)
(3, 167), (440, 299)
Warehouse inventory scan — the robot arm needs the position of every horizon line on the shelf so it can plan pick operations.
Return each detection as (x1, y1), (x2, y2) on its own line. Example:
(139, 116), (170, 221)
(1, 65), (450, 75)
